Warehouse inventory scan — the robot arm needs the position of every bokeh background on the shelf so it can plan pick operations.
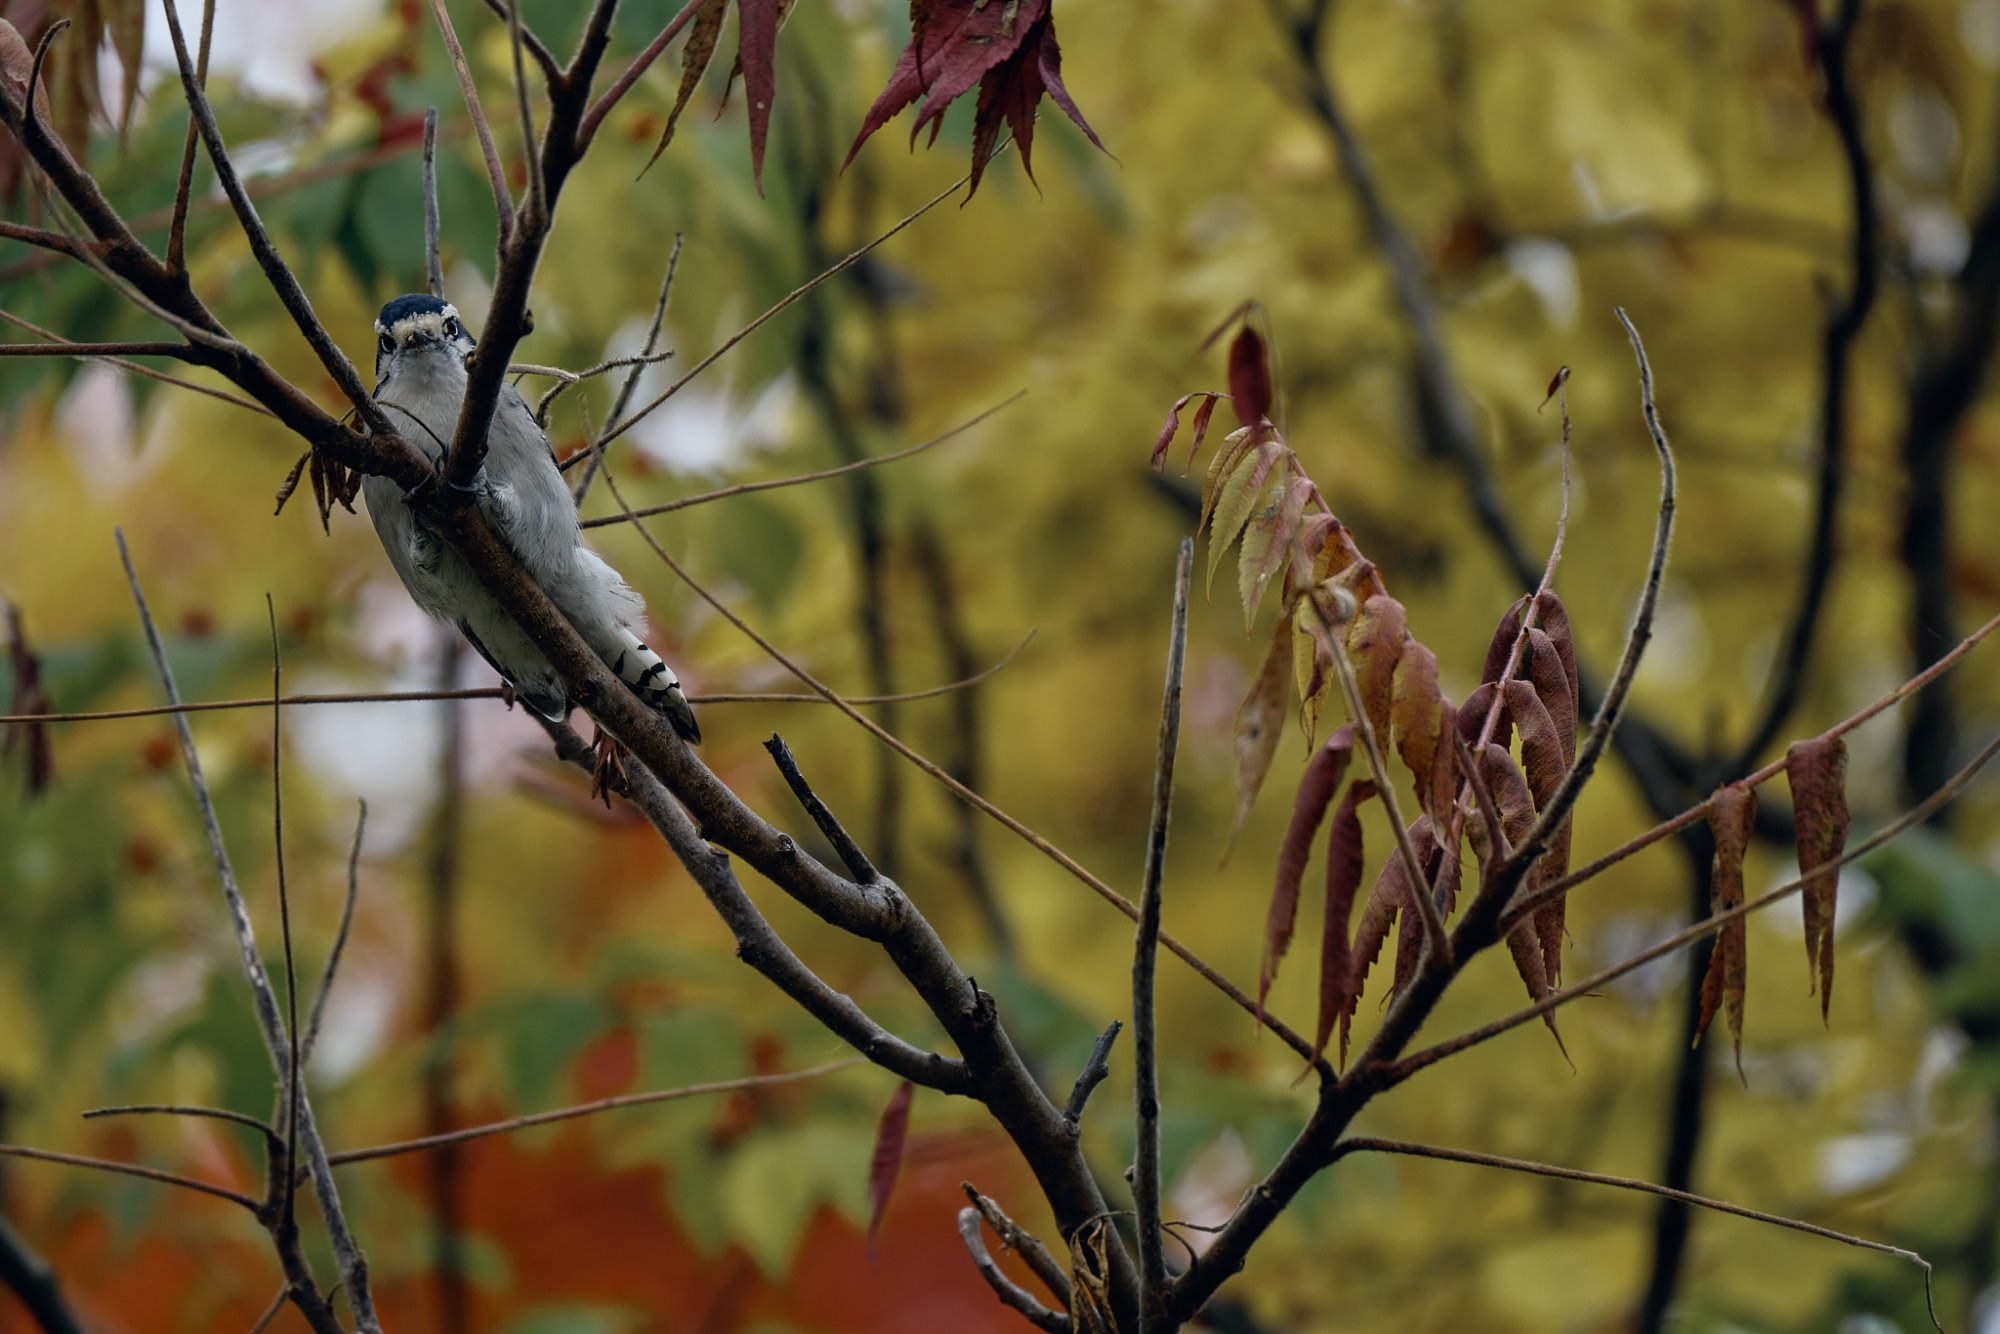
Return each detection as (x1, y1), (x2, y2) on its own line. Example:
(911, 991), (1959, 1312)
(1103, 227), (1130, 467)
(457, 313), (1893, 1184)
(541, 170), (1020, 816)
(4, 0), (2000, 1329)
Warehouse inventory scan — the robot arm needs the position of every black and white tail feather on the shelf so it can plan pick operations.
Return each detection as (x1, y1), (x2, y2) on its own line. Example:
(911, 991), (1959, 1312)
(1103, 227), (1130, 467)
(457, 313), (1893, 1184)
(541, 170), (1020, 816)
(361, 294), (700, 745)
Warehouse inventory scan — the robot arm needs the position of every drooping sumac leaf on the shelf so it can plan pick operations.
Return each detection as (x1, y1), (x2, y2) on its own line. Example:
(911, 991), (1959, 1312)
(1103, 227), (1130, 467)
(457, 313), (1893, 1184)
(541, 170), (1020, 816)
(4, 602), (53, 796)
(640, 0), (790, 189)
(1480, 595), (1529, 686)
(1197, 425), (1254, 534)
(1291, 597), (1335, 745)
(1786, 735), (1849, 1021)
(1227, 325), (1274, 427)
(1504, 916), (1570, 1065)
(1533, 591), (1581, 719)
(1151, 390), (1222, 472)
(866, 1080), (915, 1259)
(1260, 726), (1355, 1024)
(1389, 640), (1445, 818)
(1224, 618), (1293, 863)
(1342, 823), (1409, 1065)
(1343, 595), (1407, 741)
(1696, 784), (1757, 1081)
(1504, 680), (1569, 982)
(844, 0), (1103, 198)
(1471, 742), (1567, 1056)
(1312, 777), (1373, 1067)
(1522, 628), (1577, 764)
(1206, 441), (1281, 593)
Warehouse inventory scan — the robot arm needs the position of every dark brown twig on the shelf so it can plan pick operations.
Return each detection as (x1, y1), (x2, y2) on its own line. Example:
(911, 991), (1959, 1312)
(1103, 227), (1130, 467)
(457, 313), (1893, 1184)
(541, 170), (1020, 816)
(303, 801), (367, 1069)
(766, 734), (880, 883)
(572, 235), (682, 502)
(1134, 539), (1191, 1330)
(427, 0), (514, 246)
(423, 107), (445, 299)
(0, 1144), (257, 1211)
(959, 1207), (1074, 1333)
(1064, 1021), (1122, 1126)
(267, 597), (303, 1235)
(164, 0), (217, 273)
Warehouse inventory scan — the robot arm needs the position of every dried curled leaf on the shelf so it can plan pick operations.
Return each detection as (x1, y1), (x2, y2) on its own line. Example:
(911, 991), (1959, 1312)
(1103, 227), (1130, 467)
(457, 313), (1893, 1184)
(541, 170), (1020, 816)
(1389, 817), (1447, 999)
(866, 1080), (914, 1258)
(1696, 784), (1757, 1082)
(1532, 591), (1580, 721)
(1151, 390), (1221, 472)
(1473, 742), (1568, 1057)
(1787, 735), (1849, 1021)
(1504, 679), (1569, 983)
(1312, 777), (1374, 1067)
(1342, 820), (1409, 1065)
(1389, 640), (1454, 821)
(1260, 726), (1355, 1023)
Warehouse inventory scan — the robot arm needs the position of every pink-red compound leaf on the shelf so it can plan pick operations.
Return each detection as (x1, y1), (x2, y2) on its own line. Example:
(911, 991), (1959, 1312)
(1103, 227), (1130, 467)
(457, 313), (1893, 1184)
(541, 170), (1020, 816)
(737, 0), (785, 190)
(1312, 778), (1373, 1067)
(1224, 618), (1293, 862)
(1344, 595), (1408, 741)
(1227, 325), (1273, 427)
(1389, 640), (1445, 819)
(866, 1080), (915, 1259)
(1696, 784), (1757, 1082)
(1532, 591), (1580, 720)
(1260, 727), (1355, 1024)
(1786, 735), (1849, 1021)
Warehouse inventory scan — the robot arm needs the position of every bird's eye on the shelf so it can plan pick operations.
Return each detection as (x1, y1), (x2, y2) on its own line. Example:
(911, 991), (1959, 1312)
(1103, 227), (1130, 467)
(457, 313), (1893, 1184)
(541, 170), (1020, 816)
(378, 332), (394, 354)
(443, 317), (460, 338)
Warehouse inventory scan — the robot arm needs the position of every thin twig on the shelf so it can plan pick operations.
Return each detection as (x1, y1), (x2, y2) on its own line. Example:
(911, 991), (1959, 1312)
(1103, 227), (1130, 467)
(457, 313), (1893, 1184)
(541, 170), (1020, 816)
(428, 0), (514, 246)
(423, 107), (444, 299)
(0, 309), (270, 415)
(572, 235), (682, 500)
(1333, 1138), (1940, 1332)
(1064, 1022), (1122, 1125)
(580, 391), (1023, 525)
(164, 0), (217, 273)
(1134, 538), (1190, 1331)
(304, 801), (367, 1069)
(1499, 308), (1676, 883)
(267, 597), (303, 1234)
(962, 1184), (1074, 1310)
(0, 1144), (258, 1211)
(80, 1104), (279, 1145)
(578, 0), (707, 147)
(247, 1286), (289, 1334)
(505, 0), (546, 227)
(958, 1207), (1074, 1333)
(584, 162), (1001, 459)
(766, 735), (879, 883)
(330, 1061), (863, 1165)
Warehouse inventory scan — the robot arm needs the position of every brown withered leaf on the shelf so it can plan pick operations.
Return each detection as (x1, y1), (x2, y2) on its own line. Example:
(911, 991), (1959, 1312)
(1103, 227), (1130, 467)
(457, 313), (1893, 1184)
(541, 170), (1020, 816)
(1475, 742), (1568, 1057)
(641, 0), (727, 176)
(1389, 817), (1445, 999)
(1343, 594), (1407, 741)
(1522, 627), (1577, 764)
(1341, 820), (1408, 1065)
(1786, 735), (1849, 1021)
(1223, 617), (1293, 863)
(1480, 595), (1529, 685)
(5, 602), (54, 796)
(1290, 597), (1335, 745)
(1389, 640), (1445, 819)
(1696, 784), (1757, 1082)
(1150, 390), (1221, 472)
(1068, 1216), (1117, 1333)
(866, 1080), (915, 1260)
(1312, 777), (1374, 1067)
(1260, 726), (1355, 1024)
(1227, 324), (1274, 427)
(641, 0), (789, 190)
(1503, 679), (1569, 982)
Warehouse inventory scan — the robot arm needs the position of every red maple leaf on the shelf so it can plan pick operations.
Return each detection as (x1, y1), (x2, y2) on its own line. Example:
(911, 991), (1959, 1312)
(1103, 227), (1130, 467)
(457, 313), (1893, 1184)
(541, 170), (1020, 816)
(845, 0), (1104, 196)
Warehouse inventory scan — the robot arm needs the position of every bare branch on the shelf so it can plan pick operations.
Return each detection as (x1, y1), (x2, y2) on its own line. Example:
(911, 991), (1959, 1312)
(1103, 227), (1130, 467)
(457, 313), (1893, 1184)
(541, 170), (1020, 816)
(578, 0), (706, 147)
(266, 598), (304, 1236)
(1333, 1138), (1940, 1331)
(580, 391), (1024, 526)
(303, 800), (366, 1070)
(427, 0), (515, 246)
(0, 1143), (258, 1211)
(330, 1060), (862, 1165)
(505, 0), (546, 227)
(0, 309), (272, 415)
(1132, 540), (1191, 1330)
(572, 235), (682, 500)
(423, 107), (444, 299)
(0, 1215), (85, 1334)
(963, 1184), (1074, 1311)
(766, 734), (880, 883)
(164, 0), (217, 273)
(959, 1207), (1074, 1333)
(80, 1104), (279, 1146)
(1064, 1021), (1122, 1126)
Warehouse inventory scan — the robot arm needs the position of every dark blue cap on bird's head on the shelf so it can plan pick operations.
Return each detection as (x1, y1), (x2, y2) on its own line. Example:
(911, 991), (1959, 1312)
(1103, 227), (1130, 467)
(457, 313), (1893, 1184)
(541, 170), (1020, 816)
(376, 293), (458, 330)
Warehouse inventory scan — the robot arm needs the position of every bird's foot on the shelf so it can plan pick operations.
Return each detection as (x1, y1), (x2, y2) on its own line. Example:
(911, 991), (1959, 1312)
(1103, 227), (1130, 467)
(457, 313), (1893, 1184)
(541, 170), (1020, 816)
(589, 725), (627, 807)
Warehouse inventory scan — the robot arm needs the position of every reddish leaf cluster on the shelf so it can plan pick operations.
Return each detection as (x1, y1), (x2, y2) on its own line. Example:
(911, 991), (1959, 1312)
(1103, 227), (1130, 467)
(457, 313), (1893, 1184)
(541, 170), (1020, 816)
(5, 601), (54, 795)
(642, 0), (791, 190)
(844, 0), (1105, 197)
(1173, 318), (1593, 1068)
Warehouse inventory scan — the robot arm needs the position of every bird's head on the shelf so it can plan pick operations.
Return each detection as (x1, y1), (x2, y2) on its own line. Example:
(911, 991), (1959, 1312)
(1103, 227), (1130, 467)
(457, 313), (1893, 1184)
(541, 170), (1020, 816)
(373, 294), (475, 385)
